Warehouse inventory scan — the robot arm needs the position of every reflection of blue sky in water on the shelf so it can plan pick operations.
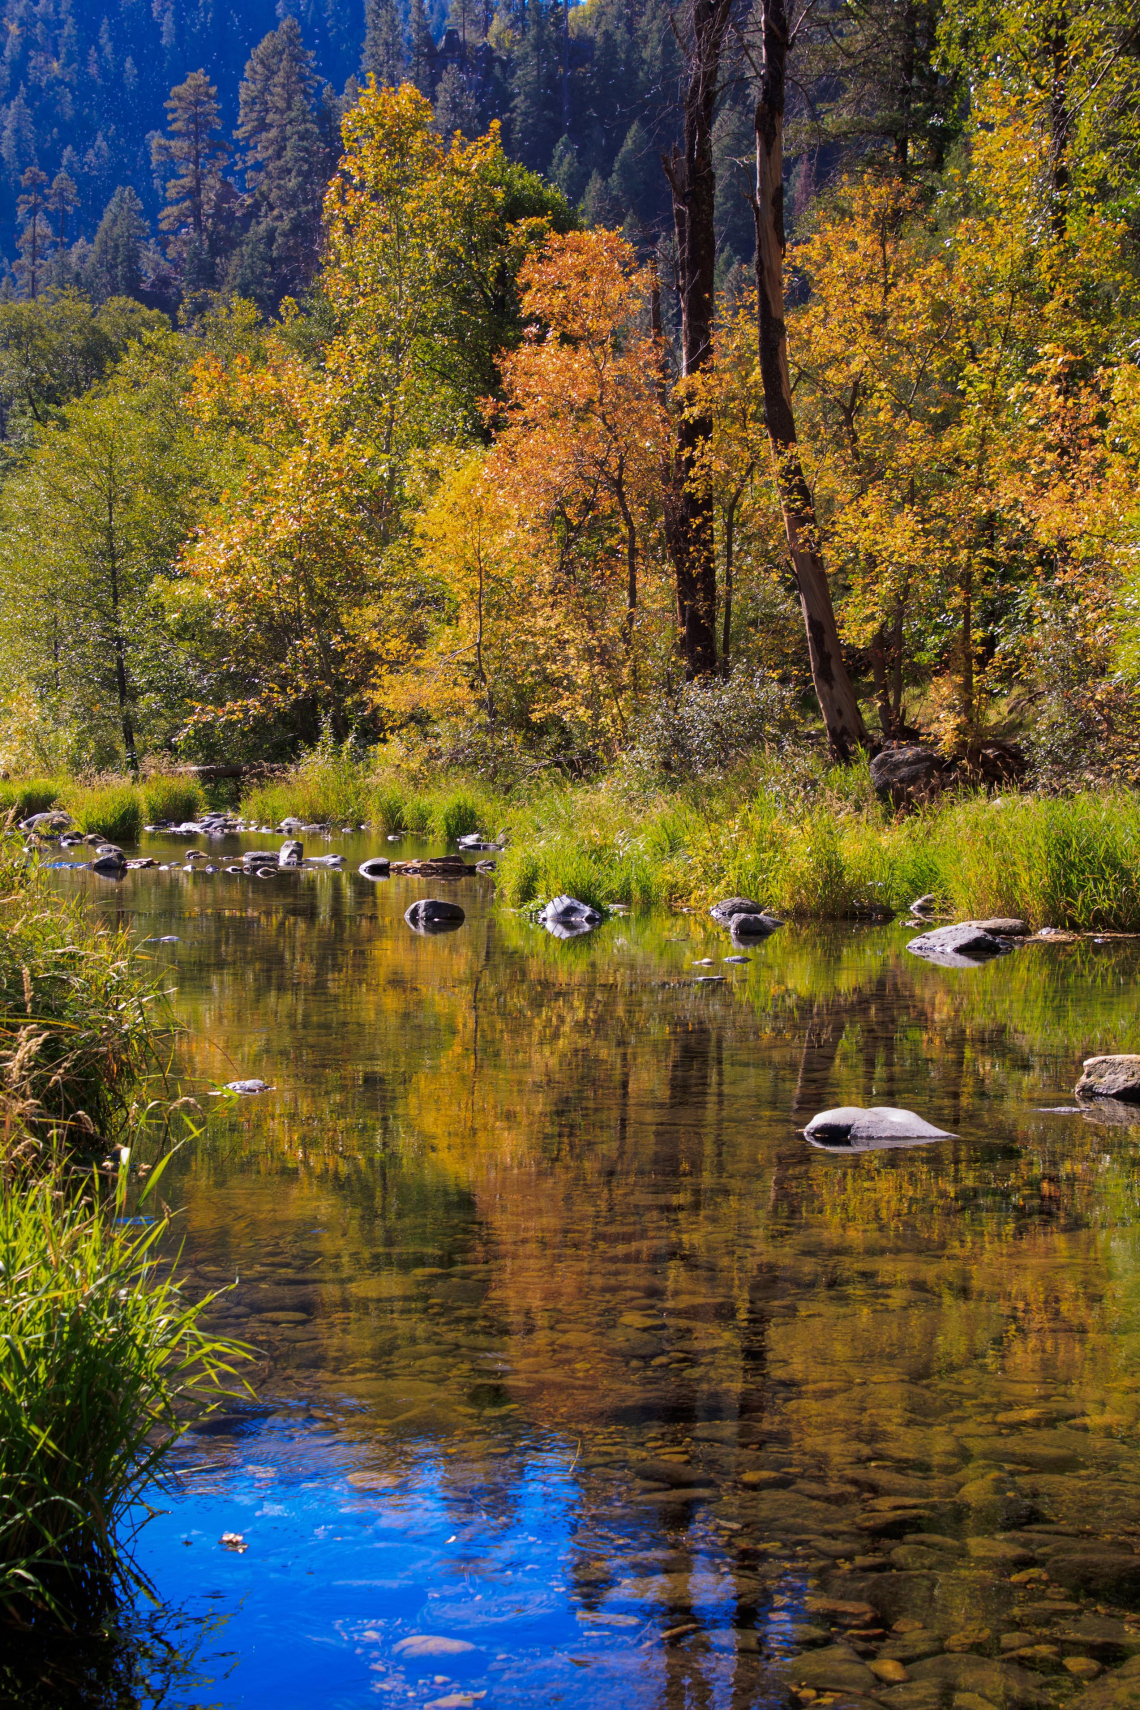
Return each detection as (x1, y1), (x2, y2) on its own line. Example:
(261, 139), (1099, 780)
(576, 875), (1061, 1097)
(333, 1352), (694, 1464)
(136, 1410), (797, 1708)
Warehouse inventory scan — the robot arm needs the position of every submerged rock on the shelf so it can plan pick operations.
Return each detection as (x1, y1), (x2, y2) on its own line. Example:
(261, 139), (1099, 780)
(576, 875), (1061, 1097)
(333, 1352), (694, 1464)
(405, 897), (466, 933)
(906, 922), (1012, 967)
(1076, 1055), (1140, 1103)
(803, 1106), (955, 1152)
(540, 895), (603, 938)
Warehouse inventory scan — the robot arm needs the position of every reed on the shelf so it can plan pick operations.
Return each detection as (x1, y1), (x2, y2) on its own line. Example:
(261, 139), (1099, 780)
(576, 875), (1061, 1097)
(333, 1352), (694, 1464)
(240, 758), (504, 844)
(0, 1159), (246, 1626)
(0, 780), (65, 820)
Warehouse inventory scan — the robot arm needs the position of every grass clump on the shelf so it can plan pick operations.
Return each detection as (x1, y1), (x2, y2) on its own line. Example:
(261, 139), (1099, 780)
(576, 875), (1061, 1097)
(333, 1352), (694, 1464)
(60, 783), (143, 845)
(240, 753), (505, 843)
(0, 779), (65, 821)
(0, 1162), (245, 1624)
(140, 774), (203, 826)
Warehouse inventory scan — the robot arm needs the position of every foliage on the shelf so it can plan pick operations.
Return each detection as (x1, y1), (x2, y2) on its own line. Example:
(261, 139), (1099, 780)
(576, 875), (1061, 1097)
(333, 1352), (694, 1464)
(624, 672), (799, 778)
(0, 780), (63, 820)
(239, 753), (503, 840)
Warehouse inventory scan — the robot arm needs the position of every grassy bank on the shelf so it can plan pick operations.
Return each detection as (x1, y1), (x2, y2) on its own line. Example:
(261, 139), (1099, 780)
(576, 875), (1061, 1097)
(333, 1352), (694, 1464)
(0, 775), (205, 843)
(0, 835), (245, 1625)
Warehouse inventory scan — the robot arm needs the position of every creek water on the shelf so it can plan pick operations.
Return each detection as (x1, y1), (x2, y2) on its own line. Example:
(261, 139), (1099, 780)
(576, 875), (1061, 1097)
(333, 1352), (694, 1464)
(28, 830), (1140, 1709)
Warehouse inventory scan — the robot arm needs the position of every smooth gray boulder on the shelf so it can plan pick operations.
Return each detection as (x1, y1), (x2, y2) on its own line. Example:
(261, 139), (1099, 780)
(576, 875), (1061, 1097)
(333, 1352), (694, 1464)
(1076, 1055), (1140, 1103)
(968, 916), (1031, 936)
(907, 922), (1011, 967)
(242, 850), (279, 866)
(540, 896), (603, 938)
(21, 809), (72, 833)
(803, 1105), (955, 1153)
(405, 897), (465, 933)
(279, 839), (303, 866)
(358, 857), (390, 880)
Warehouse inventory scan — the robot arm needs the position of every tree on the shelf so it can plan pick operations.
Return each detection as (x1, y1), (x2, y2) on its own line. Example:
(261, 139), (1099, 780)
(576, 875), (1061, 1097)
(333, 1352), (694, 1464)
(408, 0), (437, 96)
(753, 0), (870, 759)
(661, 0), (733, 680)
(47, 174), (79, 250)
(151, 70), (232, 288)
(14, 168), (51, 299)
(0, 335), (204, 771)
(363, 0), (406, 87)
(86, 187), (149, 303)
(0, 294), (164, 457)
(233, 21), (336, 307)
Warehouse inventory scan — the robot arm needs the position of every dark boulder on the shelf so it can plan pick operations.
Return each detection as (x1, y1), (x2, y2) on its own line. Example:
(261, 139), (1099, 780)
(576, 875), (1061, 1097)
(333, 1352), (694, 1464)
(91, 850), (126, 877)
(871, 746), (943, 806)
(358, 857), (390, 880)
(405, 897), (466, 934)
(710, 896), (765, 925)
(1048, 1552), (1140, 1605)
(1076, 1056), (1140, 1103)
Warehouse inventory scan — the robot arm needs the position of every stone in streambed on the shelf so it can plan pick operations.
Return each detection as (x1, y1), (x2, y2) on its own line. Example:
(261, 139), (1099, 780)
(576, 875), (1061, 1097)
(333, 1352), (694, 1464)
(540, 895), (603, 938)
(909, 1653), (1052, 1709)
(1047, 1551), (1140, 1604)
(358, 857), (390, 879)
(709, 896), (764, 925)
(803, 1106), (955, 1152)
(630, 1458), (709, 1488)
(788, 1644), (880, 1695)
(907, 922), (1012, 965)
(1076, 1056), (1140, 1103)
(405, 898), (466, 933)
(1077, 1657), (1140, 1710)
(279, 839), (303, 865)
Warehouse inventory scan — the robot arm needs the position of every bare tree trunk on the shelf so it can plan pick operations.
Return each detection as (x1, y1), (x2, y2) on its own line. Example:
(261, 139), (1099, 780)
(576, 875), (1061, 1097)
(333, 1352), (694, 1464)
(753, 0), (870, 761)
(661, 0), (731, 680)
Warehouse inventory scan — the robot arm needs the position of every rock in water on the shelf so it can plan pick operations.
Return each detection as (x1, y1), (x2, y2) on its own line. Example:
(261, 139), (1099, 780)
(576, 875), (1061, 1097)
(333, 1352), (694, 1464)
(279, 839), (303, 866)
(710, 896), (764, 925)
(405, 897), (466, 933)
(225, 1079), (270, 1095)
(540, 896), (603, 938)
(906, 922), (1011, 967)
(91, 851), (126, 876)
(969, 916), (1030, 936)
(804, 1106), (955, 1153)
(910, 893), (939, 915)
(242, 850), (279, 868)
(358, 857), (390, 880)
(870, 745), (943, 806)
(731, 911), (782, 939)
(21, 809), (73, 834)
(1076, 1055), (1140, 1103)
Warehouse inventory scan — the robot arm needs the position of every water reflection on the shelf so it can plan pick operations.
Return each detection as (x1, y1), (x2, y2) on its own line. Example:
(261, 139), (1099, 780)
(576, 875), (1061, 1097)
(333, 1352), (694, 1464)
(36, 832), (1140, 1708)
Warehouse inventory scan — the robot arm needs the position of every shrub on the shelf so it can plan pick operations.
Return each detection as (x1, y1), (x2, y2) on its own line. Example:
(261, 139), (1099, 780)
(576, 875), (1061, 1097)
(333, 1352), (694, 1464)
(625, 673), (798, 778)
(62, 784), (143, 845)
(141, 774), (203, 825)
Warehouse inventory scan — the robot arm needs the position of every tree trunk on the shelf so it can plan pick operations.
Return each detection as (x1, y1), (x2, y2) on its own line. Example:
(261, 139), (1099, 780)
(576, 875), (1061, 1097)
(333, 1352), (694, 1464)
(753, 0), (870, 761)
(661, 0), (731, 681)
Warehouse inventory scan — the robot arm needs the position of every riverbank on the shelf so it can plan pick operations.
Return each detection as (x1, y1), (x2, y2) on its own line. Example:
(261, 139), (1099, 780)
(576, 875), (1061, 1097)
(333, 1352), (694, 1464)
(11, 754), (1140, 931)
(0, 835), (244, 1628)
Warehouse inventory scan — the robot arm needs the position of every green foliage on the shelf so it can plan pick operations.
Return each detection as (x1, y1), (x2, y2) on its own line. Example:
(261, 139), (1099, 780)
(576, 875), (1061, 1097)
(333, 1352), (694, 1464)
(140, 774), (203, 825)
(0, 1164), (247, 1623)
(240, 757), (503, 842)
(60, 783), (143, 845)
(0, 779), (64, 819)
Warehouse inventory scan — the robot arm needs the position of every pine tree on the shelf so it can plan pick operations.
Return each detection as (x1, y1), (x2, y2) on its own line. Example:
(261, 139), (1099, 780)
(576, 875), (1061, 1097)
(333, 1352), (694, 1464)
(15, 168), (51, 299)
(86, 187), (149, 302)
(434, 65), (480, 136)
(363, 0), (406, 87)
(233, 20), (336, 307)
(510, 1), (562, 173)
(47, 173), (79, 249)
(408, 0), (436, 95)
(151, 71), (229, 244)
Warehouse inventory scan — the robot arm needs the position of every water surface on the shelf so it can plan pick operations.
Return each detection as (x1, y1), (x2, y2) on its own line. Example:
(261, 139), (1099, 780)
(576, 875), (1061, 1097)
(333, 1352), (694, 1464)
(28, 830), (1140, 1709)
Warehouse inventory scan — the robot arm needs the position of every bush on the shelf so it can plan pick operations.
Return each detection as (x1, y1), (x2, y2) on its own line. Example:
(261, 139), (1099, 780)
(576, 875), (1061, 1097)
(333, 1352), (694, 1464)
(0, 1164), (245, 1624)
(0, 779), (65, 821)
(625, 673), (799, 778)
(61, 783), (143, 844)
(141, 774), (203, 825)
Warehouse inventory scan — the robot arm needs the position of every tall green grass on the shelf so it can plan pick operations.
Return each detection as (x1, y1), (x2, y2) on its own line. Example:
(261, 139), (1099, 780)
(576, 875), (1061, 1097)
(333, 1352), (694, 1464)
(60, 783), (143, 844)
(0, 779), (65, 820)
(240, 756), (504, 843)
(141, 774), (204, 825)
(494, 769), (1140, 931)
(0, 1160), (245, 1624)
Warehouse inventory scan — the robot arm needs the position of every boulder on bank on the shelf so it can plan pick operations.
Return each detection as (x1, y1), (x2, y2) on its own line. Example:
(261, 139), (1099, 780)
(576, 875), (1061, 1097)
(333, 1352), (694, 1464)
(871, 746), (943, 806)
(405, 897), (466, 933)
(21, 809), (72, 834)
(906, 922), (1011, 967)
(1076, 1055), (1140, 1103)
(540, 895), (603, 938)
(803, 1106), (955, 1153)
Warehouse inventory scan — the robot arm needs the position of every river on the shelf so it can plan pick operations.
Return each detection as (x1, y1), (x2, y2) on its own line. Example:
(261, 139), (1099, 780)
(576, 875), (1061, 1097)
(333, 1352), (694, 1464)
(25, 828), (1140, 1710)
